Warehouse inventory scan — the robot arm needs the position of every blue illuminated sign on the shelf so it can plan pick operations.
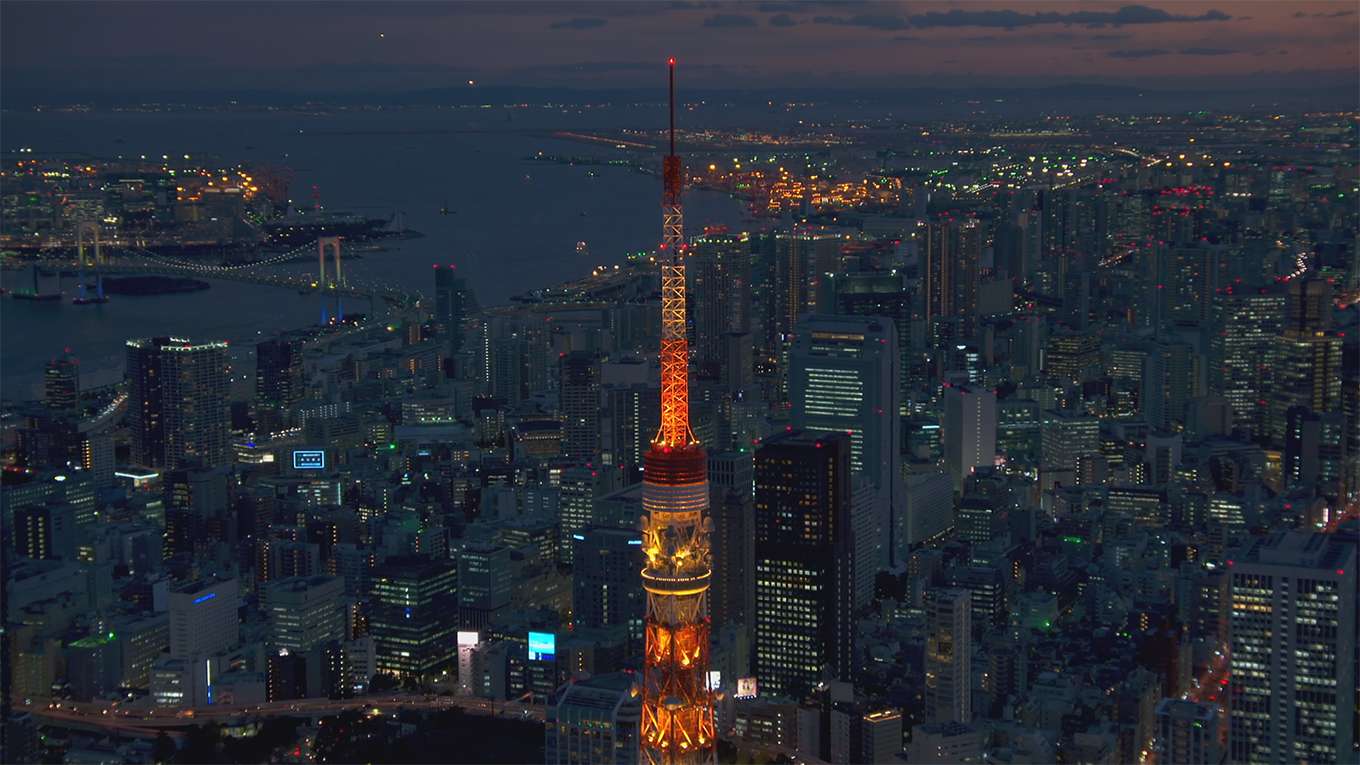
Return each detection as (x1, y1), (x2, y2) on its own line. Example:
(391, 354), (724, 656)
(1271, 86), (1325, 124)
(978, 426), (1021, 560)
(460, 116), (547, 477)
(528, 631), (556, 662)
(193, 592), (217, 604)
(293, 450), (326, 470)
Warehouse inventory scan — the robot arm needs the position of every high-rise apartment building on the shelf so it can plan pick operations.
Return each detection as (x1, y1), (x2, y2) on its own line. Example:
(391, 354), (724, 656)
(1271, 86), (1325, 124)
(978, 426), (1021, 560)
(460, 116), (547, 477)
(921, 217), (983, 344)
(126, 337), (230, 469)
(1228, 532), (1355, 764)
(433, 263), (473, 349)
(560, 351), (601, 463)
(753, 430), (856, 696)
(923, 588), (972, 725)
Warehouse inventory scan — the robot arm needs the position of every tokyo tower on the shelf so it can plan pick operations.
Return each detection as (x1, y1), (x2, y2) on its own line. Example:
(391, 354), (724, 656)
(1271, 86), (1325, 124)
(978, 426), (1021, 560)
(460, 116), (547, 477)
(639, 58), (716, 765)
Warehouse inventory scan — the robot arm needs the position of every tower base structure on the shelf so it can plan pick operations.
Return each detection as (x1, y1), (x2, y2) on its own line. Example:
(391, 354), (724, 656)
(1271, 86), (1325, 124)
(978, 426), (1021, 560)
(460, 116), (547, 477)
(640, 445), (715, 765)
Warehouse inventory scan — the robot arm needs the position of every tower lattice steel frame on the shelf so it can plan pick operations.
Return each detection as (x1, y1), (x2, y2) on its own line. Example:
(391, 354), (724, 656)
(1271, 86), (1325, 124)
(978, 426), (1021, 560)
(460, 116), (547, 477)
(639, 58), (716, 765)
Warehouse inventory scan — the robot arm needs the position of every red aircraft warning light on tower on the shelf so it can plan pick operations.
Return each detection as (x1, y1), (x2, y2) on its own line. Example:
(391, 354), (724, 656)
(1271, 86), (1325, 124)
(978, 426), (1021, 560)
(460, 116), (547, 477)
(639, 58), (716, 765)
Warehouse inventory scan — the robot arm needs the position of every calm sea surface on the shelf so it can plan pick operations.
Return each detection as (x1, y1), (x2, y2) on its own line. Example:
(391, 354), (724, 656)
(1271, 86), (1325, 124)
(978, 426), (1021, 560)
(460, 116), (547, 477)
(1, 106), (749, 397)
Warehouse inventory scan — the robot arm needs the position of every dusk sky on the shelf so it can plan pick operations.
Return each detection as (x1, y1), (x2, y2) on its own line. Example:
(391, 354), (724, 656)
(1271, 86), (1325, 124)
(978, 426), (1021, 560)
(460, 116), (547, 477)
(3, 1), (1358, 95)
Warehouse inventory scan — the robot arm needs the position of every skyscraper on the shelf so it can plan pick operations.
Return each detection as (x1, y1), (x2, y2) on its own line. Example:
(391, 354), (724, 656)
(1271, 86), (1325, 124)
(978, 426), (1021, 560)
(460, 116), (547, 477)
(560, 351), (602, 464)
(923, 588), (971, 724)
(573, 526), (645, 635)
(954, 219), (982, 339)
(433, 263), (473, 349)
(752, 430), (855, 697)
(1267, 330), (1343, 446)
(255, 336), (304, 433)
(558, 465), (597, 565)
(921, 216), (982, 344)
(835, 271), (913, 411)
(1040, 410), (1099, 489)
(1228, 532), (1355, 763)
(773, 231), (840, 346)
(690, 231), (750, 377)
(368, 557), (458, 679)
(942, 385), (997, 491)
(162, 466), (230, 562)
(127, 337), (230, 469)
(922, 219), (953, 343)
(1284, 275), (1332, 335)
(1283, 408), (1346, 495)
(707, 451), (753, 633)
(789, 313), (902, 564)
(43, 352), (80, 414)
(1208, 288), (1285, 438)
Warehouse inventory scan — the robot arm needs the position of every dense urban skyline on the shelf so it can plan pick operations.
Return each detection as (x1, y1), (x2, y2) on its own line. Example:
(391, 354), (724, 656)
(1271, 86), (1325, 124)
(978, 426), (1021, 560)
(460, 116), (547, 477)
(2, 2), (1358, 765)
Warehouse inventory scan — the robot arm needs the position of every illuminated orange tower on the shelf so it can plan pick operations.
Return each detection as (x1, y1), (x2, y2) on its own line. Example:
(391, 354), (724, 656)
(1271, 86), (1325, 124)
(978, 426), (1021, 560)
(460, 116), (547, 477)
(640, 58), (716, 765)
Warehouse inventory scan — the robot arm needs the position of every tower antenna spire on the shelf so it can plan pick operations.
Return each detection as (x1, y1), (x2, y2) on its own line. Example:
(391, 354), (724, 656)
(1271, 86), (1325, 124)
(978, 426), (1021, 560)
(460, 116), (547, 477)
(640, 56), (715, 765)
(668, 57), (676, 156)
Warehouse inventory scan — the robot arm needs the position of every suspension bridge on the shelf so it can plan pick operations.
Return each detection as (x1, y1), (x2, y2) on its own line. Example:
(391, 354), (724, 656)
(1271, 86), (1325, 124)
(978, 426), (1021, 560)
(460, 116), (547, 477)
(4, 237), (423, 310)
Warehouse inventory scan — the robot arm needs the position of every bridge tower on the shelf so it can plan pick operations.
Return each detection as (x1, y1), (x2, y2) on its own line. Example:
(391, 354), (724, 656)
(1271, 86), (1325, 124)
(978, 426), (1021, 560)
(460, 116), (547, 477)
(74, 222), (107, 304)
(76, 222), (103, 267)
(318, 236), (344, 288)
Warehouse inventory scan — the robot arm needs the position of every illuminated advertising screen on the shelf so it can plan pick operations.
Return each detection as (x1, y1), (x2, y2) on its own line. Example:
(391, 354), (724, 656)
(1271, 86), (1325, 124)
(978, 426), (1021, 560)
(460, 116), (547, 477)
(457, 631), (479, 647)
(293, 450), (326, 470)
(735, 676), (758, 699)
(528, 631), (556, 662)
(707, 671), (722, 691)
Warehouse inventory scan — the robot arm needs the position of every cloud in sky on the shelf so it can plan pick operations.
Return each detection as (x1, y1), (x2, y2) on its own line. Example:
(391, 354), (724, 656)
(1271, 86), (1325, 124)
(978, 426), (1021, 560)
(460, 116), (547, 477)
(1, 1), (1353, 95)
(1108, 48), (1169, 59)
(813, 14), (912, 31)
(812, 5), (1233, 32)
(548, 17), (607, 30)
(1109, 46), (1240, 59)
(907, 5), (1230, 29)
(702, 13), (757, 28)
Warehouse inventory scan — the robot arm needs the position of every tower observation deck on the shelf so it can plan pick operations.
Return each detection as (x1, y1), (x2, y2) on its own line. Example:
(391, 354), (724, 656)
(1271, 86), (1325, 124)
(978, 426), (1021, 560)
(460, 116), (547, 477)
(639, 58), (716, 765)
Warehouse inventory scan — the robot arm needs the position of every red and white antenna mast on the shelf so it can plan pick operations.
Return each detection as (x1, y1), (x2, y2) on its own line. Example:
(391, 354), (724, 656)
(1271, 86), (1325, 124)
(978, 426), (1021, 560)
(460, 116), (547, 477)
(639, 58), (716, 765)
